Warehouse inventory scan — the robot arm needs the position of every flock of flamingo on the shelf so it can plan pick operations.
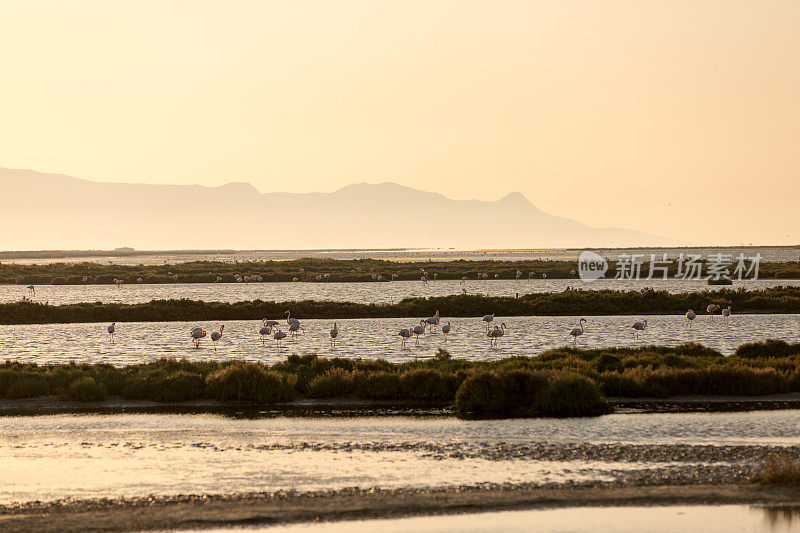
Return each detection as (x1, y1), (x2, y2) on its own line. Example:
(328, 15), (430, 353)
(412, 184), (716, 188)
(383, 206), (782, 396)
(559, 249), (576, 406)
(104, 302), (732, 351)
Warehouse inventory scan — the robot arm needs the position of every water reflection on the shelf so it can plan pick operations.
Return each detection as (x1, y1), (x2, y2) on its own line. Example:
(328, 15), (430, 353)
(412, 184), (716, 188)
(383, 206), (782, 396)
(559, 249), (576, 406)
(180, 505), (800, 533)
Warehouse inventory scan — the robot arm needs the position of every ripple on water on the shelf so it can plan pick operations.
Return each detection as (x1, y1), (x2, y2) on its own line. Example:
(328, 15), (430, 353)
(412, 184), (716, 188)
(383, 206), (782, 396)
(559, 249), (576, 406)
(1, 314), (798, 365)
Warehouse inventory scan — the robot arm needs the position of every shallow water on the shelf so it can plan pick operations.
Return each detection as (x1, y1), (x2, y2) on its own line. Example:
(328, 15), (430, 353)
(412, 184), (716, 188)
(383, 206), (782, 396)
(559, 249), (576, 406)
(2, 313), (797, 365)
(188, 505), (800, 533)
(1, 410), (798, 505)
(4, 278), (799, 305)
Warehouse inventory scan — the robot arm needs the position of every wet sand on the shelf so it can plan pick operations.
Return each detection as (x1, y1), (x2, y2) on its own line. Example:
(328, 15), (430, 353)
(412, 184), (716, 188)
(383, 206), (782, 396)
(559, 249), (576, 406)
(2, 483), (799, 533)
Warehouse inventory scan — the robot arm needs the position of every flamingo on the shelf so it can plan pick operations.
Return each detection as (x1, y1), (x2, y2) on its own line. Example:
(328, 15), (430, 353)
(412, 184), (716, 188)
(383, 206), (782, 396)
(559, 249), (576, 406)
(289, 321), (303, 339)
(259, 322), (273, 345)
(482, 313), (494, 331)
(631, 319), (647, 340)
(685, 309), (696, 328)
(412, 320), (426, 345)
(285, 311), (300, 326)
(442, 321), (451, 342)
(273, 329), (287, 347)
(330, 323), (339, 346)
(107, 322), (115, 343)
(488, 323), (506, 347)
(722, 306), (732, 319)
(210, 325), (224, 351)
(569, 318), (586, 346)
(424, 310), (440, 332)
(397, 327), (412, 348)
(190, 327), (207, 348)
(707, 304), (720, 317)
(26, 285), (35, 297)
(460, 276), (468, 284)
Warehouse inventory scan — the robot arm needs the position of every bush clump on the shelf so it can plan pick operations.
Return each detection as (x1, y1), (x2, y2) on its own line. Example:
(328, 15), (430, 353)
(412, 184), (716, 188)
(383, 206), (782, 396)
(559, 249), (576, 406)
(205, 362), (294, 403)
(66, 376), (106, 402)
(534, 375), (612, 418)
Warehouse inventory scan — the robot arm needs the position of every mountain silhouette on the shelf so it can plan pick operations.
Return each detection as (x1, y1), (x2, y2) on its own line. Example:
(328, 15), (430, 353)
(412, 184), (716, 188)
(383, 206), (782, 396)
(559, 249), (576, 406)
(1, 168), (676, 250)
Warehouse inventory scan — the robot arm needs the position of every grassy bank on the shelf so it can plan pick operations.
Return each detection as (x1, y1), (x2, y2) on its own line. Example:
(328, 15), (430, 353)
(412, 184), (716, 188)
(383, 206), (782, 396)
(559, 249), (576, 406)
(2, 257), (800, 284)
(2, 340), (800, 418)
(2, 287), (800, 324)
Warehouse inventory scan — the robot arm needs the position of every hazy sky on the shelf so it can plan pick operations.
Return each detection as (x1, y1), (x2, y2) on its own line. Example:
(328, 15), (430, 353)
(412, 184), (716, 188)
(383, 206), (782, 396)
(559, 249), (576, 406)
(1, 1), (798, 245)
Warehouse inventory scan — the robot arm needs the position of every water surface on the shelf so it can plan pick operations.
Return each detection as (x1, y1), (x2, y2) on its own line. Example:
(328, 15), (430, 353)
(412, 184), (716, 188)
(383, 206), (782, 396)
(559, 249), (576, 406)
(2, 314), (797, 365)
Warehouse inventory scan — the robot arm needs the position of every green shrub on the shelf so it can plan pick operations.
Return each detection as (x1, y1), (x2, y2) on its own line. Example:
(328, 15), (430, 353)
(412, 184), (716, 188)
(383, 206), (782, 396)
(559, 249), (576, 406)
(66, 376), (106, 402)
(534, 375), (611, 418)
(454, 369), (549, 418)
(206, 362), (294, 403)
(306, 368), (355, 398)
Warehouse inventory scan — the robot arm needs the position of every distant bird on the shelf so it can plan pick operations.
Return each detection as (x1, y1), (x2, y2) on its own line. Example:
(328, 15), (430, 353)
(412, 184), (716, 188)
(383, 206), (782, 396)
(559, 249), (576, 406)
(460, 276), (468, 284)
(263, 319), (280, 329)
(529, 272), (535, 279)
(330, 323), (339, 346)
(482, 313), (494, 331)
(488, 323), (506, 347)
(412, 321), (426, 345)
(442, 321), (451, 341)
(722, 306), (732, 319)
(542, 273), (547, 280)
(273, 329), (287, 347)
(285, 311), (300, 326)
(685, 309), (696, 328)
(397, 327), (412, 348)
(390, 274), (398, 281)
(82, 277), (88, 283)
(210, 325), (224, 351)
(289, 321), (303, 339)
(259, 322), (273, 345)
(215, 276), (223, 283)
(137, 278), (143, 283)
(107, 322), (116, 343)
(424, 310), (441, 332)
(292, 277), (299, 282)
(26, 285), (35, 297)
(631, 319), (647, 340)
(569, 318), (586, 346)
(190, 327), (207, 348)
(707, 304), (720, 317)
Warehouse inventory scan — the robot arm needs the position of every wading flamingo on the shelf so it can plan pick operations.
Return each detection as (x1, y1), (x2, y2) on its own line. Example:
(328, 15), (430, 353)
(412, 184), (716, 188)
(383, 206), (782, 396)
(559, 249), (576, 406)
(569, 318), (586, 346)
(488, 323), (506, 347)
(412, 321), (426, 345)
(285, 311), (300, 326)
(397, 327), (412, 348)
(442, 322), (451, 342)
(707, 304), (720, 317)
(686, 309), (696, 328)
(259, 322), (273, 345)
(190, 327), (207, 348)
(273, 329), (287, 347)
(108, 323), (115, 343)
(482, 313), (494, 331)
(631, 319), (647, 340)
(722, 306), (732, 319)
(330, 323), (339, 346)
(210, 325), (224, 351)
(424, 310), (440, 332)
(289, 321), (303, 339)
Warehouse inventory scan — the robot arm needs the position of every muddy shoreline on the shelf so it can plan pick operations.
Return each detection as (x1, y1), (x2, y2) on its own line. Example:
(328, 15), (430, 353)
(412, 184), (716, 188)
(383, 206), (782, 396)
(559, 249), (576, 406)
(2, 483), (799, 533)
(2, 394), (800, 417)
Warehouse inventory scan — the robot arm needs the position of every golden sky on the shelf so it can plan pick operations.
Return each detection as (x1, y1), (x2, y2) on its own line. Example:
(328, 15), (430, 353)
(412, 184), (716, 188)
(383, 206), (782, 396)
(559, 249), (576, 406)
(1, 0), (798, 244)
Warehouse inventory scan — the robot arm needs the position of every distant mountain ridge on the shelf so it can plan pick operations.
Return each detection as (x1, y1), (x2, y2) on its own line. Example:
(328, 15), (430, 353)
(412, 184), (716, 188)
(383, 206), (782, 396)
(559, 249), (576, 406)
(0, 168), (677, 250)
